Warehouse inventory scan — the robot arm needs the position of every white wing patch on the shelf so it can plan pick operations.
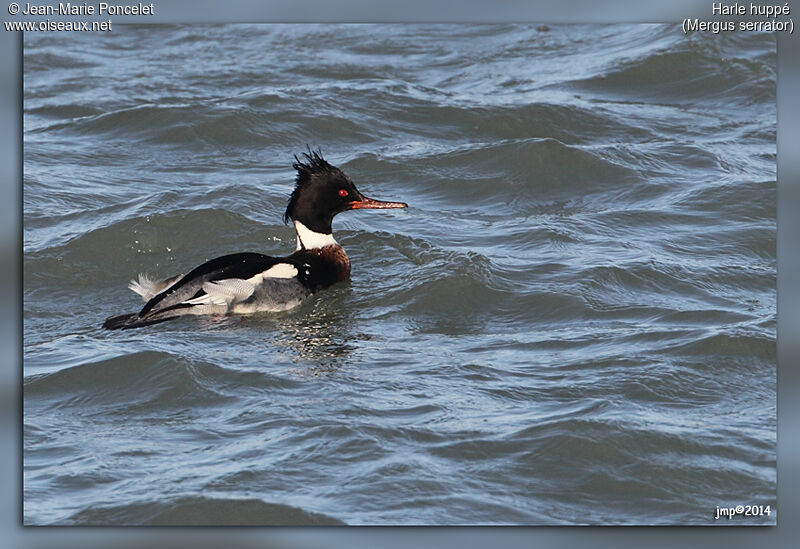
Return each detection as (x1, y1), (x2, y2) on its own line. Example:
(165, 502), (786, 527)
(244, 263), (299, 285)
(263, 263), (299, 279)
(129, 273), (183, 302)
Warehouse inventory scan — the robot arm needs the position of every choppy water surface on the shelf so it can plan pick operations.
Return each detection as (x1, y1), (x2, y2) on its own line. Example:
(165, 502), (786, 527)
(23, 24), (776, 525)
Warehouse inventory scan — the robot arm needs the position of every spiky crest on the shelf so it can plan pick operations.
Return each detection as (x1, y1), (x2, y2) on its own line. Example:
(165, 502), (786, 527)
(284, 147), (335, 223)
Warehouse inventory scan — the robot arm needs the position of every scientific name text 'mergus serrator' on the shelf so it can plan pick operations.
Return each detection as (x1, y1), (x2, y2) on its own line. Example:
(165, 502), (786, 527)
(683, 2), (794, 33)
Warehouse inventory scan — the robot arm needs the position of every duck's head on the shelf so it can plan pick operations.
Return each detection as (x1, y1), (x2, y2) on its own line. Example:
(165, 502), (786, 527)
(284, 150), (407, 249)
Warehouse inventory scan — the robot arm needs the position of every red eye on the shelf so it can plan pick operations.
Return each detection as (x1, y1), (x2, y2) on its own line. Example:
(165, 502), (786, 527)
(338, 189), (348, 197)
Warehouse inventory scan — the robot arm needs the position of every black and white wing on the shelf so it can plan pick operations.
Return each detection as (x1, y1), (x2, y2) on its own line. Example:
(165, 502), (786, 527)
(103, 253), (311, 330)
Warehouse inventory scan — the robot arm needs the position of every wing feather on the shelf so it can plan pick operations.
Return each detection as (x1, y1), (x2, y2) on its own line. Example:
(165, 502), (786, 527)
(183, 278), (256, 307)
(136, 253), (303, 320)
(129, 273), (183, 302)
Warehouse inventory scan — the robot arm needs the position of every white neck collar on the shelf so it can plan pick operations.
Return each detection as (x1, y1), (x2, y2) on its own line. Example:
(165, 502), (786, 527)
(294, 220), (337, 250)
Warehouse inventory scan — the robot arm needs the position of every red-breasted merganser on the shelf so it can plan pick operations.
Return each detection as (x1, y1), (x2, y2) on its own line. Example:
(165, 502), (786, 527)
(102, 150), (407, 330)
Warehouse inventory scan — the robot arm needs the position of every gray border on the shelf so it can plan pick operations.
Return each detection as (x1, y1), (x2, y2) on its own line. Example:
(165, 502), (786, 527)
(8, 0), (796, 545)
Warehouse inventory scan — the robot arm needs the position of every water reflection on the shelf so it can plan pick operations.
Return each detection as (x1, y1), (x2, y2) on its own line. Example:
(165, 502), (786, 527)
(261, 288), (361, 375)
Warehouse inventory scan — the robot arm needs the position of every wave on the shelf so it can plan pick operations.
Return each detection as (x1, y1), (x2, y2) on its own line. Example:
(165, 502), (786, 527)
(25, 208), (282, 286)
(24, 350), (301, 412)
(66, 495), (344, 525)
(25, 351), (230, 410)
(348, 138), (638, 212)
(567, 33), (775, 106)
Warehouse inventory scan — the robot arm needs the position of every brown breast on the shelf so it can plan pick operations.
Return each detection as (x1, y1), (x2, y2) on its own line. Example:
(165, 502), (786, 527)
(309, 244), (351, 283)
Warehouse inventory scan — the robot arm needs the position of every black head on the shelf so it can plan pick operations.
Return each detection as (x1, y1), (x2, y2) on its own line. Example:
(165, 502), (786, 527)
(284, 149), (407, 234)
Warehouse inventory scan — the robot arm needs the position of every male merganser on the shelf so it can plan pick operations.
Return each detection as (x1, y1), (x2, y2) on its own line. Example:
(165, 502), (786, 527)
(102, 150), (407, 330)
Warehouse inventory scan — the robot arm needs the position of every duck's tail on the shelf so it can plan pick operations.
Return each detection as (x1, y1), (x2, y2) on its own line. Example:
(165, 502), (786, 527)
(102, 312), (178, 330)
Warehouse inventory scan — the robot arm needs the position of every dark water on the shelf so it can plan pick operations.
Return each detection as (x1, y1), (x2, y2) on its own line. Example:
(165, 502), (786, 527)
(23, 24), (776, 525)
